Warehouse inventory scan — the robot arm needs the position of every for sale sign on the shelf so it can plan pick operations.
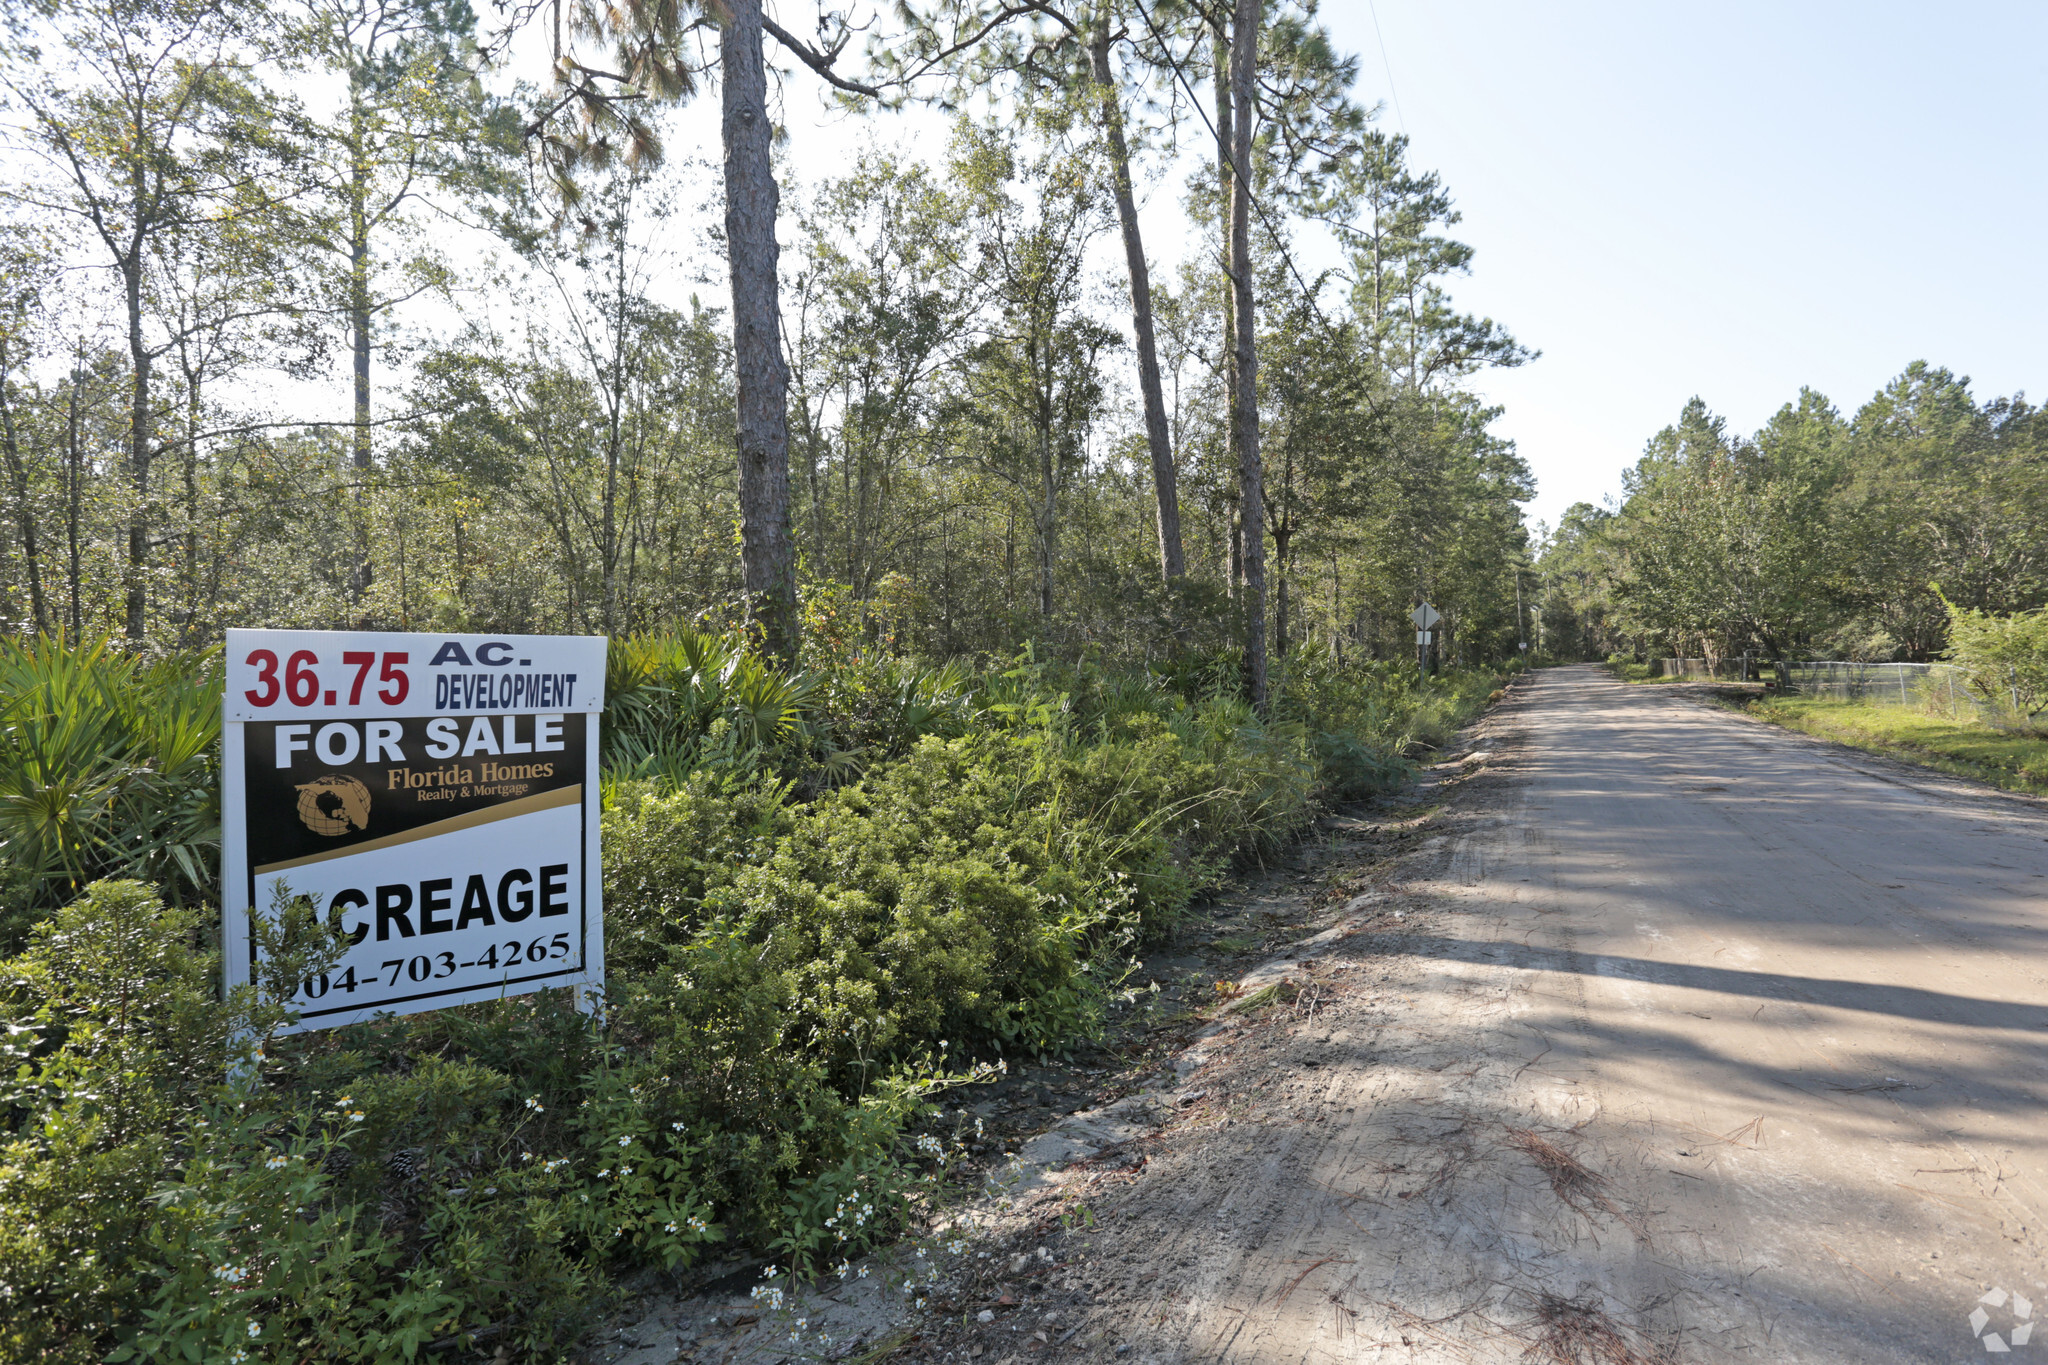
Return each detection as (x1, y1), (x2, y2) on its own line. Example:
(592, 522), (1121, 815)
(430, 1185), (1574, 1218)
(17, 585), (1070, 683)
(222, 630), (606, 1032)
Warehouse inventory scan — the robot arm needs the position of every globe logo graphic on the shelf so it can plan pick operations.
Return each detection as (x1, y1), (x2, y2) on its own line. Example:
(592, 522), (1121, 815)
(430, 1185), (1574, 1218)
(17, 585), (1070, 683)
(295, 774), (372, 837)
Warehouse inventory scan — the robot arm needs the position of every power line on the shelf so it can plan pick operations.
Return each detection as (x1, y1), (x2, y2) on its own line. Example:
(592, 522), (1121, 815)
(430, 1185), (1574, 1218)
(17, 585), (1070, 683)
(1125, 0), (1337, 333)
(1365, 0), (1407, 136)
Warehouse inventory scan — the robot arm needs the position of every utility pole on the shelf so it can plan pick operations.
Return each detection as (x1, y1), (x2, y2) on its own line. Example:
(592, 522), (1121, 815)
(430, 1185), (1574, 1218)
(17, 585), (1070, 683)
(1514, 567), (1527, 659)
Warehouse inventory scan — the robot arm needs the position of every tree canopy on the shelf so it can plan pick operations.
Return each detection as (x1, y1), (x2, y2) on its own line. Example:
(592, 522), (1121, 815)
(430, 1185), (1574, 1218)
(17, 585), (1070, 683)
(1537, 364), (2048, 663)
(0, 0), (1535, 672)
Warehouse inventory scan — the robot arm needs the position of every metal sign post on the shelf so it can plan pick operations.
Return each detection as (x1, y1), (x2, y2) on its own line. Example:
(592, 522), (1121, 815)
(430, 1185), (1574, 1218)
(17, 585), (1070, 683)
(1411, 603), (1441, 681)
(1514, 568), (1527, 657)
(222, 629), (608, 1033)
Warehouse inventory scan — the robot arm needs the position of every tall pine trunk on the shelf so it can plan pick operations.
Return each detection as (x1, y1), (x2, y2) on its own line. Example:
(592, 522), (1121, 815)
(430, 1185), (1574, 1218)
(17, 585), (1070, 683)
(1214, 29), (1239, 607)
(65, 348), (83, 639)
(350, 114), (372, 475)
(1273, 526), (1290, 657)
(721, 0), (798, 663)
(1037, 419), (1056, 617)
(179, 357), (201, 639)
(1087, 32), (1181, 582)
(1226, 491), (1241, 597)
(122, 253), (150, 642)
(1272, 442), (1292, 656)
(348, 91), (375, 603)
(1225, 0), (1267, 711)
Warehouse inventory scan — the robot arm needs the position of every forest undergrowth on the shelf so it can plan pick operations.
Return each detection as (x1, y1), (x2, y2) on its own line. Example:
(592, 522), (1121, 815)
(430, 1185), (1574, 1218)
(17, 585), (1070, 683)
(0, 630), (1501, 1363)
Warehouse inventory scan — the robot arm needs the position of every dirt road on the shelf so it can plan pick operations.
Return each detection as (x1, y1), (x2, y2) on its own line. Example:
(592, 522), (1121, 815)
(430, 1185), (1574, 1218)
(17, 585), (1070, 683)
(607, 665), (2048, 1364)
(995, 665), (2048, 1363)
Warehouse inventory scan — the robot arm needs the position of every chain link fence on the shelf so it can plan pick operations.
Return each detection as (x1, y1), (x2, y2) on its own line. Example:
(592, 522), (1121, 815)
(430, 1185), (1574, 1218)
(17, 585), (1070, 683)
(1654, 657), (2030, 726)
(1653, 658), (1745, 682)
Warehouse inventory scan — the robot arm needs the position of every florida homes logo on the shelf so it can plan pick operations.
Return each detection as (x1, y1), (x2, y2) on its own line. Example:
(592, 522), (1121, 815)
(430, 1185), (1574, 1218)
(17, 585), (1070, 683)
(297, 774), (372, 836)
(1971, 1287), (2035, 1353)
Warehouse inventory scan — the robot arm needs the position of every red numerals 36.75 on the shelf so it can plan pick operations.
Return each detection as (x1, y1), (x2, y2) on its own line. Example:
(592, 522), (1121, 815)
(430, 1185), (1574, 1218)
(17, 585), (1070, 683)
(243, 649), (409, 708)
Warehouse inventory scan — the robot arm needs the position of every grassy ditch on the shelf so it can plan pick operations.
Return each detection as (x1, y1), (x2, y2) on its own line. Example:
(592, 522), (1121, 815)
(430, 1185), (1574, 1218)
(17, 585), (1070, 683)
(0, 633), (1504, 1363)
(1743, 695), (2048, 795)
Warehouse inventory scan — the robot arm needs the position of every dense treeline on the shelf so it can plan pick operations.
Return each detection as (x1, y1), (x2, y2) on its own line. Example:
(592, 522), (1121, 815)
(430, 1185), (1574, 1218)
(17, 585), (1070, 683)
(1536, 362), (2048, 663)
(0, 0), (1533, 675)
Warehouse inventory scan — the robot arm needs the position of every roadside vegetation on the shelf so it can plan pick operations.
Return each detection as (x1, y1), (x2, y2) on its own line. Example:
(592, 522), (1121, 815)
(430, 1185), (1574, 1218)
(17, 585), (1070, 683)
(0, 630), (1501, 1362)
(1731, 598), (2048, 794)
(1602, 656), (1683, 684)
(1544, 372), (2048, 802)
(1739, 694), (2048, 795)
(1590, 596), (2048, 795)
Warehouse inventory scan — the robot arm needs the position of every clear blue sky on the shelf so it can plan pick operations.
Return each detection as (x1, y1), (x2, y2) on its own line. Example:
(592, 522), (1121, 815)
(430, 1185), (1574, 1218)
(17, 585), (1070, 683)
(1322, 1), (2048, 528)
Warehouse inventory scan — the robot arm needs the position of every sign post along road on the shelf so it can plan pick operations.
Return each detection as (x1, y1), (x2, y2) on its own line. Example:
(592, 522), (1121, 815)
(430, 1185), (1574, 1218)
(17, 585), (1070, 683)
(1411, 602), (1440, 679)
(222, 630), (607, 1032)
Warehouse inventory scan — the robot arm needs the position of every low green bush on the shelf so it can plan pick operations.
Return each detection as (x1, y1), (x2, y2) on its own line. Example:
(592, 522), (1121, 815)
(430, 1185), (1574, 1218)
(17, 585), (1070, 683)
(0, 882), (730, 1363)
(1940, 591), (2048, 724)
(0, 635), (1504, 1361)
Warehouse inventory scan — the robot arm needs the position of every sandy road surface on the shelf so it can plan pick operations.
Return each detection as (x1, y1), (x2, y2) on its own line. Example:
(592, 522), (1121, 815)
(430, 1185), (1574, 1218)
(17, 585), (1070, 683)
(1017, 664), (2048, 1363)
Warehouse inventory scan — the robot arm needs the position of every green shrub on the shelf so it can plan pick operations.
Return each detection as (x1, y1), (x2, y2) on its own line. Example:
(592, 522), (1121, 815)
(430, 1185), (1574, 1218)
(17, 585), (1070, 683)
(1941, 592), (2048, 724)
(0, 882), (737, 1362)
(600, 772), (794, 972)
(0, 880), (324, 1362)
(0, 635), (1506, 1362)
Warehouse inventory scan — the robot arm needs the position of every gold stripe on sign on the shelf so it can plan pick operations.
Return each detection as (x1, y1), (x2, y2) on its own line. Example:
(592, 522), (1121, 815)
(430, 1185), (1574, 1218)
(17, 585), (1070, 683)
(255, 784), (582, 874)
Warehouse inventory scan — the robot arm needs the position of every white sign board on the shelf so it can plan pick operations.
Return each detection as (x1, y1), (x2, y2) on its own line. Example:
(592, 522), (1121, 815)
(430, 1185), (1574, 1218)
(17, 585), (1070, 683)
(1411, 602), (1441, 630)
(222, 630), (606, 1032)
